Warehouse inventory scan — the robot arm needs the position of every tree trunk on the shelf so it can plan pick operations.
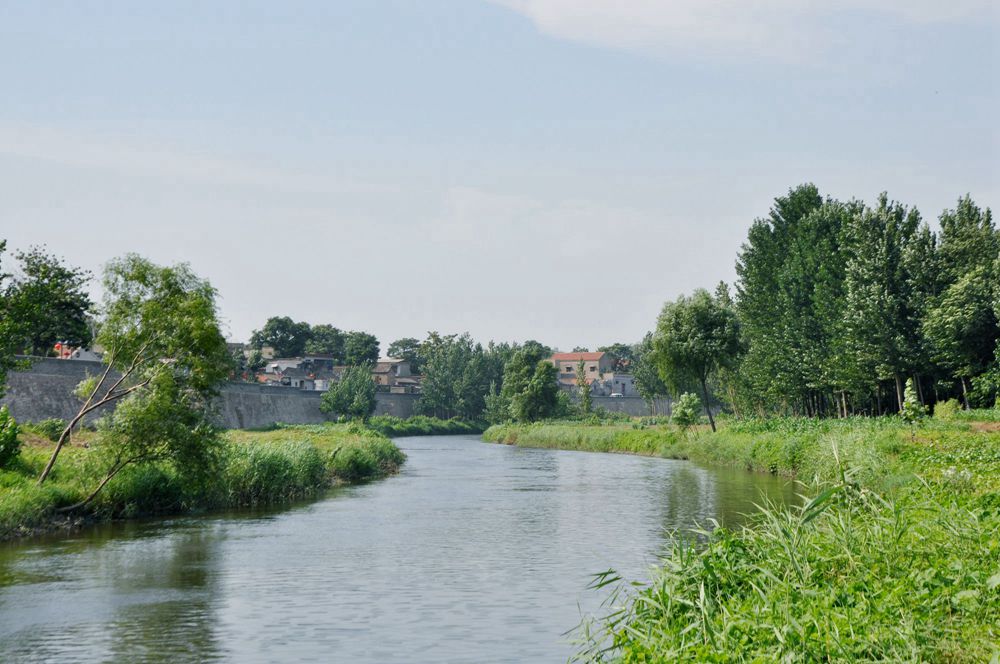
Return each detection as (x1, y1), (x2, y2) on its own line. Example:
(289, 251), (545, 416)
(699, 377), (716, 432)
(914, 374), (925, 405)
(960, 376), (970, 410)
(894, 374), (905, 412)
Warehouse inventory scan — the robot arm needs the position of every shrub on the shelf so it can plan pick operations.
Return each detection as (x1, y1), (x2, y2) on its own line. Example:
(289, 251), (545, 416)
(671, 392), (701, 431)
(935, 398), (961, 419)
(23, 418), (68, 442)
(0, 406), (21, 469)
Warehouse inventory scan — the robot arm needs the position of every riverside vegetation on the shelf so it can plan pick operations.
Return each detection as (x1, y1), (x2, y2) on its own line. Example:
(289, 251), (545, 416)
(0, 421), (405, 540)
(485, 411), (1000, 661)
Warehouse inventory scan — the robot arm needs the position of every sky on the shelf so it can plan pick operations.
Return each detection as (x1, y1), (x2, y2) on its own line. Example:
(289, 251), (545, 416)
(1, 1), (997, 352)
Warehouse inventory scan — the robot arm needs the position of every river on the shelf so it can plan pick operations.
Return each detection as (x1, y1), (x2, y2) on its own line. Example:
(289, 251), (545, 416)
(0, 435), (793, 663)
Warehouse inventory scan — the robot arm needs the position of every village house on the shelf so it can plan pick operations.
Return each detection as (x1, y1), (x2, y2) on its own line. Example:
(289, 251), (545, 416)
(547, 351), (637, 396)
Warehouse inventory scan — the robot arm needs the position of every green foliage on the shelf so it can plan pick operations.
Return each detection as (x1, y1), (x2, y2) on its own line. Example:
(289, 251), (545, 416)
(320, 363), (376, 420)
(596, 342), (635, 372)
(37, 255), (232, 503)
(483, 381), (510, 425)
(653, 289), (742, 430)
(3, 246), (93, 357)
(670, 392), (701, 431)
(505, 353), (560, 422)
(366, 415), (483, 437)
(386, 337), (423, 372)
(632, 332), (668, 406)
(0, 406), (20, 469)
(22, 418), (67, 442)
(344, 331), (380, 366)
(304, 324), (345, 360)
(1, 424), (405, 539)
(249, 316), (312, 357)
(900, 378), (927, 427)
(577, 484), (999, 662)
(415, 332), (497, 420)
(220, 441), (327, 506)
(576, 360), (593, 414)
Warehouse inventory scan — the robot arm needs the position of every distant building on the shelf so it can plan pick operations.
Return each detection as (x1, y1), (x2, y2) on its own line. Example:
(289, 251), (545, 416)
(547, 351), (637, 396)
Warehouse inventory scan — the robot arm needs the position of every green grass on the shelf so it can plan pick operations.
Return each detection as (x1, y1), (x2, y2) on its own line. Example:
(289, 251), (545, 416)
(0, 423), (404, 540)
(486, 416), (1000, 661)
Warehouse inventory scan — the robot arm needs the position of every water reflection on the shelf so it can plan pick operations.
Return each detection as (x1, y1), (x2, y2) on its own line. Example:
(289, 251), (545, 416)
(0, 436), (792, 663)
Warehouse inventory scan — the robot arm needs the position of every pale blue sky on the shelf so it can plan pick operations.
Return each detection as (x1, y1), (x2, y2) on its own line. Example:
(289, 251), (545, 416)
(1, 1), (997, 351)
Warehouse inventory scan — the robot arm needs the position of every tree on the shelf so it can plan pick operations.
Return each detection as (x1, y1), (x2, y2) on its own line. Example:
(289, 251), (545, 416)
(653, 289), (743, 432)
(900, 378), (927, 441)
(387, 337), (423, 373)
(305, 324), (345, 361)
(38, 255), (231, 509)
(671, 392), (701, 432)
(249, 316), (312, 357)
(597, 343), (636, 372)
(510, 360), (559, 422)
(320, 363), (376, 420)
(842, 195), (922, 412)
(245, 348), (266, 373)
(344, 331), (379, 366)
(6, 247), (93, 356)
(576, 360), (592, 414)
(500, 345), (558, 422)
(0, 241), (28, 397)
(632, 333), (669, 414)
(923, 267), (999, 408)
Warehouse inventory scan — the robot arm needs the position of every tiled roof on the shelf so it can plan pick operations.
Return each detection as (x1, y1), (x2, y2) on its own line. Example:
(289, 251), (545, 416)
(550, 352), (605, 362)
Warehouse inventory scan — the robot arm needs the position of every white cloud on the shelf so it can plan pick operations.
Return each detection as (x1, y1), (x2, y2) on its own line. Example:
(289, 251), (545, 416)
(490, 0), (995, 60)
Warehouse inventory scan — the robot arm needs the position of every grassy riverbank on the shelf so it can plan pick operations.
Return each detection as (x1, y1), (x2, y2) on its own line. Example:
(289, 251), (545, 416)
(366, 415), (485, 437)
(487, 416), (1000, 661)
(0, 423), (404, 541)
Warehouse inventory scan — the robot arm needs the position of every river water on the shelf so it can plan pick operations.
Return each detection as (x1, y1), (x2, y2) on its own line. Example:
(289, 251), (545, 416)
(0, 435), (793, 663)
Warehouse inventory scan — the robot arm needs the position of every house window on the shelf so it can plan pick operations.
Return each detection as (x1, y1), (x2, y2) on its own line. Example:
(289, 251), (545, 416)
(589, 366), (596, 372)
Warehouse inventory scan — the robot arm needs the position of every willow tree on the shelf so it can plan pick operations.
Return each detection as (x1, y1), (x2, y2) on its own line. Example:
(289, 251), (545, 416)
(38, 255), (230, 504)
(652, 289), (743, 432)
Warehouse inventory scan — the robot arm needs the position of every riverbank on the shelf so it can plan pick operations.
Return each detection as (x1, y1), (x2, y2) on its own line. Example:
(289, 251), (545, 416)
(486, 417), (1000, 661)
(0, 423), (405, 541)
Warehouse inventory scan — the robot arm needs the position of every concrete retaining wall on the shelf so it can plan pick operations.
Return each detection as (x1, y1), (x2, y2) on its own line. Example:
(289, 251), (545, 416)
(0, 358), (417, 430)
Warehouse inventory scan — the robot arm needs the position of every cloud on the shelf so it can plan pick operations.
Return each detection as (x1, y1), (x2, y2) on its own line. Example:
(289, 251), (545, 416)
(490, 0), (995, 60)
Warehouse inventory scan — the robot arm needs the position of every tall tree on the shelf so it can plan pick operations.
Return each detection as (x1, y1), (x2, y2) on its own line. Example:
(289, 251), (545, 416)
(38, 255), (230, 503)
(576, 360), (593, 414)
(632, 333), (668, 414)
(653, 289), (743, 432)
(321, 363), (377, 420)
(305, 324), (345, 361)
(387, 337), (424, 373)
(842, 194), (922, 411)
(0, 242), (28, 397)
(597, 343), (636, 372)
(344, 331), (379, 366)
(249, 316), (312, 357)
(500, 345), (558, 422)
(6, 247), (93, 356)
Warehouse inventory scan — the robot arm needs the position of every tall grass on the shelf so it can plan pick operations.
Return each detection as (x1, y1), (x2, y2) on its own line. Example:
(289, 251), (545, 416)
(0, 423), (405, 540)
(574, 481), (999, 662)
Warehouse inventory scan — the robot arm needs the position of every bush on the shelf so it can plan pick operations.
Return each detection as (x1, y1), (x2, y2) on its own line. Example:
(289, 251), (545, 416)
(23, 418), (67, 442)
(671, 392), (701, 431)
(0, 406), (21, 469)
(935, 398), (961, 419)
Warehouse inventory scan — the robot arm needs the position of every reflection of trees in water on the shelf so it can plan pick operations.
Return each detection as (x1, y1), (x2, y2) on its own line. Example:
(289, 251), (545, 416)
(656, 466), (796, 544)
(104, 526), (224, 662)
(0, 524), (226, 663)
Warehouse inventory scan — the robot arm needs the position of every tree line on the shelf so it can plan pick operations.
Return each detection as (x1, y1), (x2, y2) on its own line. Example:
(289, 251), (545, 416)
(653, 185), (998, 421)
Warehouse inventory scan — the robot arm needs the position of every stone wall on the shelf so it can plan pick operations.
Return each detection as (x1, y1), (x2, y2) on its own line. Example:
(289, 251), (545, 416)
(0, 358), (417, 430)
